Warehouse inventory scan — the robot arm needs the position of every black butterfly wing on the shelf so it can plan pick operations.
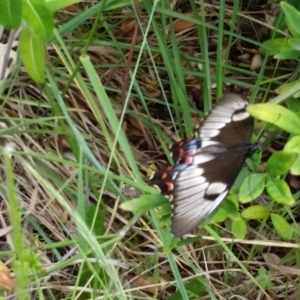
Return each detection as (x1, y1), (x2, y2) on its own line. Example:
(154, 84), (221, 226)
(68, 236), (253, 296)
(170, 143), (254, 237)
(196, 93), (254, 146)
(149, 93), (256, 237)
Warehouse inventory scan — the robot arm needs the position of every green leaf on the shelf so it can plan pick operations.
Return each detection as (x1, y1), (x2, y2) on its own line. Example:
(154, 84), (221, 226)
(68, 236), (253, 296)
(266, 151), (297, 176)
(166, 278), (206, 300)
(19, 27), (45, 83)
(284, 136), (300, 153)
(231, 218), (247, 239)
(266, 177), (295, 205)
(286, 97), (300, 112)
(46, 0), (82, 13)
(289, 38), (300, 51)
(22, 0), (54, 40)
(120, 194), (168, 212)
(276, 80), (300, 98)
(290, 156), (300, 175)
(281, 1), (300, 38)
(210, 206), (228, 223)
(271, 213), (293, 240)
(222, 198), (239, 220)
(241, 205), (270, 220)
(247, 103), (300, 135)
(260, 38), (299, 58)
(0, 0), (22, 28)
(85, 204), (105, 236)
(239, 173), (266, 203)
(256, 267), (273, 289)
(274, 50), (300, 59)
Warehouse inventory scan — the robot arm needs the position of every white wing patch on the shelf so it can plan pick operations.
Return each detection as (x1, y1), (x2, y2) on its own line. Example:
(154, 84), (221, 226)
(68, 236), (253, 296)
(232, 111), (250, 121)
(206, 182), (227, 195)
(198, 129), (220, 138)
(191, 154), (216, 164)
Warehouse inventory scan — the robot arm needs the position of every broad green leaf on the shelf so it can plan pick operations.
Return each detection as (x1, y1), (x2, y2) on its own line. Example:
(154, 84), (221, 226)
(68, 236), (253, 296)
(241, 205), (269, 220)
(289, 38), (300, 51)
(231, 218), (247, 239)
(284, 136), (300, 153)
(281, 2), (300, 38)
(45, 0), (81, 12)
(0, 0), (22, 28)
(222, 198), (239, 220)
(22, 0), (54, 40)
(120, 194), (168, 212)
(210, 206), (228, 223)
(239, 173), (266, 203)
(271, 213), (293, 240)
(247, 103), (300, 135)
(266, 177), (295, 205)
(266, 151), (297, 176)
(291, 156), (300, 175)
(276, 80), (300, 98)
(19, 27), (45, 83)
(260, 38), (299, 58)
(274, 51), (300, 59)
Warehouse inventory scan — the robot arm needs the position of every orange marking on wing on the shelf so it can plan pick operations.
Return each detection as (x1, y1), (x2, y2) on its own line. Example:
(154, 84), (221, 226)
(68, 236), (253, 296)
(165, 182), (174, 192)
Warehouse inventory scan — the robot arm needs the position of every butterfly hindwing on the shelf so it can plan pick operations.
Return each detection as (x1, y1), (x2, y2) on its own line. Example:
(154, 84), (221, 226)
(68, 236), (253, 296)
(149, 93), (257, 237)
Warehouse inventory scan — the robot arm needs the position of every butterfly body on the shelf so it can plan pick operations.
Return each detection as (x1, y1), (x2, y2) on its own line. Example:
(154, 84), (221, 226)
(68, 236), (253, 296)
(149, 93), (258, 237)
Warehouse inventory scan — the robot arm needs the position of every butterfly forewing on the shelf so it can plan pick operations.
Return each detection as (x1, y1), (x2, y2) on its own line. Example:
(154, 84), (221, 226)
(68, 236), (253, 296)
(149, 93), (256, 237)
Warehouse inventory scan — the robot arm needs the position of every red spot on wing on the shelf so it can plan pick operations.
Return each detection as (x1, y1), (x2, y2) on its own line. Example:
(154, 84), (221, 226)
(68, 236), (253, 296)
(165, 181), (174, 192)
(184, 157), (193, 164)
(161, 172), (168, 179)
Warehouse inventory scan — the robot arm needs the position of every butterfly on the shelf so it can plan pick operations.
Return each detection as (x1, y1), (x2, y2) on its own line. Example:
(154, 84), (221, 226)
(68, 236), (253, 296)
(149, 93), (259, 237)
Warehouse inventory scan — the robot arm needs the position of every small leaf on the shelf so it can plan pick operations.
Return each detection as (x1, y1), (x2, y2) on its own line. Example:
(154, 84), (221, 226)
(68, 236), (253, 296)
(22, 0), (54, 40)
(281, 2), (300, 38)
(0, 0), (22, 28)
(166, 278), (206, 300)
(289, 38), (300, 51)
(120, 194), (168, 212)
(260, 38), (299, 58)
(19, 27), (45, 83)
(241, 205), (270, 220)
(222, 198), (239, 220)
(286, 97), (300, 113)
(266, 177), (295, 205)
(256, 267), (273, 289)
(276, 81), (300, 98)
(290, 156), (300, 175)
(274, 51), (300, 59)
(284, 136), (300, 153)
(247, 103), (300, 135)
(85, 204), (105, 236)
(266, 151), (297, 176)
(210, 207), (228, 223)
(271, 213), (293, 240)
(239, 173), (266, 203)
(231, 218), (247, 239)
(46, 0), (82, 13)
